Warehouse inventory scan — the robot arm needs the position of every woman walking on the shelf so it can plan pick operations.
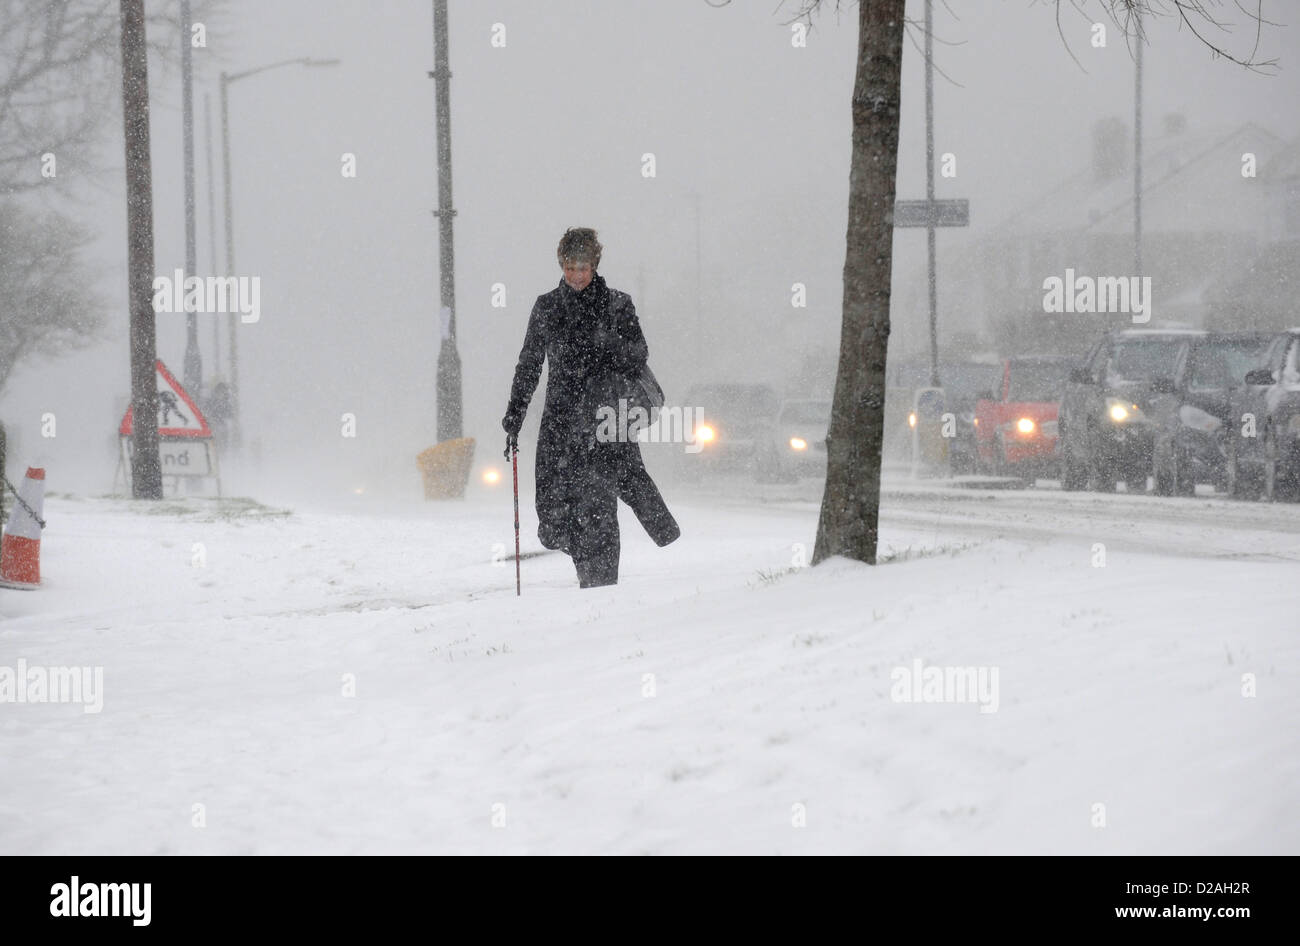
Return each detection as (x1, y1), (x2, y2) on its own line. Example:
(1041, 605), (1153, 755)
(502, 228), (680, 588)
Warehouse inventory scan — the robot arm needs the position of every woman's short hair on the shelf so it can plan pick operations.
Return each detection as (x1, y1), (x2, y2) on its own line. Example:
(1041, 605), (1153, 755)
(557, 227), (602, 269)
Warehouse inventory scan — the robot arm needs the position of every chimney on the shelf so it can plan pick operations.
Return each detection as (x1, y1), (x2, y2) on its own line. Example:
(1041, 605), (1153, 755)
(1091, 116), (1130, 181)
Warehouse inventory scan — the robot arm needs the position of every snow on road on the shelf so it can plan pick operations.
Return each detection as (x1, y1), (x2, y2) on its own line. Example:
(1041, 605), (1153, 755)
(2, 476), (1296, 854)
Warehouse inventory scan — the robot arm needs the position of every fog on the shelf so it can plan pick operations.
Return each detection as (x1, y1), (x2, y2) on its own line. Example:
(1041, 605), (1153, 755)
(3, 0), (1297, 499)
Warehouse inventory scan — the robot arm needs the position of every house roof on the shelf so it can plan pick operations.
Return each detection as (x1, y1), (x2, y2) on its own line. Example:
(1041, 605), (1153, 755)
(1263, 136), (1300, 181)
(992, 123), (1287, 236)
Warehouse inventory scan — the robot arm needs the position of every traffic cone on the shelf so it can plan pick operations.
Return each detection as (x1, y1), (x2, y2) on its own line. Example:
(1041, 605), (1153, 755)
(1, 466), (45, 589)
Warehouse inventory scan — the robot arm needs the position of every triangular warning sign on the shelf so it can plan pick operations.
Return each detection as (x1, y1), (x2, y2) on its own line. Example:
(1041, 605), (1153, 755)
(119, 360), (212, 438)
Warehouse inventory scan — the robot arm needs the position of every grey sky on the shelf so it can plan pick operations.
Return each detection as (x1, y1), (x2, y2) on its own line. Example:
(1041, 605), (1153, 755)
(4, 0), (1295, 496)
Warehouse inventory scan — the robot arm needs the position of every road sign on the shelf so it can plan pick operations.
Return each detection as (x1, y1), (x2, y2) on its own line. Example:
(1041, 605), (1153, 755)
(891, 199), (970, 228)
(121, 437), (214, 476)
(119, 359), (212, 438)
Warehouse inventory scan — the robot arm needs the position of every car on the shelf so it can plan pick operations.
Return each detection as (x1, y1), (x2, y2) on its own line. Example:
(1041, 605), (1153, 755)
(1225, 328), (1300, 501)
(1058, 328), (1203, 492)
(755, 399), (830, 481)
(1147, 332), (1274, 496)
(893, 357), (1002, 474)
(937, 360), (1004, 473)
(677, 382), (781, 479)
(974, 356), (1071, 481)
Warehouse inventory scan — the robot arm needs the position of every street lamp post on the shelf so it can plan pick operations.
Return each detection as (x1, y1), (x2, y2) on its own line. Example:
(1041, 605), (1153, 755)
(219, 57), (339, 448)
(204, 92), (219, 369)
(431, 0), (461, 444)
(181, 0), (200, 398)
(1134, 9), (1144, 281)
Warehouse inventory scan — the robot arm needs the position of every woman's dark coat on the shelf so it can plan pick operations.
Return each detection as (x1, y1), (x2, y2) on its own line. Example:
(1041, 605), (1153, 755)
(503, 273), (678, 586)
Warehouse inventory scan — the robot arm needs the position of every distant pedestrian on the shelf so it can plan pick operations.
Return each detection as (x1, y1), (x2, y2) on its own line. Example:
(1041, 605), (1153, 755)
(204, 378), (232, 446)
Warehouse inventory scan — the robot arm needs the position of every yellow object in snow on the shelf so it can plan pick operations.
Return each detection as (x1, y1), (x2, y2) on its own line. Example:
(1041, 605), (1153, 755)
(416, 437), (476, 500)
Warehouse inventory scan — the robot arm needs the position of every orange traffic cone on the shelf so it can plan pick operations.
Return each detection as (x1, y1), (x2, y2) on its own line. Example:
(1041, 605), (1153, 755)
(1, 466), (45, 589)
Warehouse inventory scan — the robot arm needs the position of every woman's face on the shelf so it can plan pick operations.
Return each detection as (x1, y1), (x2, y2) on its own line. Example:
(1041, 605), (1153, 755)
(561, 259), (594, 292)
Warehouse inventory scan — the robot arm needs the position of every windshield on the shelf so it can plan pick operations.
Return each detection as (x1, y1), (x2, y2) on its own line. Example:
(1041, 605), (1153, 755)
(779, 401), (831, 425)
(939, 363), (1002, 401)
(1218, 338), (1273, 386)
(1107, 338), (1186, 383)
(687, 386), (779, 422)
(1184, 337), (1273, 388)
(1007, 360), (1069, 402)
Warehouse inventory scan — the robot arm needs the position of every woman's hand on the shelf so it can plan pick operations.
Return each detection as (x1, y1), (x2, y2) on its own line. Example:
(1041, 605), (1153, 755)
(502, 411), (522, 458)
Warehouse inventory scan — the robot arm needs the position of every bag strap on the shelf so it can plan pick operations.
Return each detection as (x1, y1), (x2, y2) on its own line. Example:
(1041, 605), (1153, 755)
(604, 281), (617, 334)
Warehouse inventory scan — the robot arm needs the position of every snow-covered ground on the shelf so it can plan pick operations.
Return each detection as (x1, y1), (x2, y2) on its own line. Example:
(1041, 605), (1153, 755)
(2, 473), (1297, 854)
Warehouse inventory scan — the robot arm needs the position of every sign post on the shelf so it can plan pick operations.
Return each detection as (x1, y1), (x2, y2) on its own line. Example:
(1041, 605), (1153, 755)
(890, 199), (969, 228)
(117, 360), (221, 497)
(892, 0), (970, 388)
(891, 197), (970, 388)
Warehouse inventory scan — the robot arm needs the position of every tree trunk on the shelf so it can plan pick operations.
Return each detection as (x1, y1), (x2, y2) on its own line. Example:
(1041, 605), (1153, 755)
(812, 0), (905, 566)
(120, 0), (162, 499)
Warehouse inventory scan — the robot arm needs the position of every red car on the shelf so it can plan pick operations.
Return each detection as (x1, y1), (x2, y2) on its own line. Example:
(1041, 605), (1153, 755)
(975, 357), (1071, 480)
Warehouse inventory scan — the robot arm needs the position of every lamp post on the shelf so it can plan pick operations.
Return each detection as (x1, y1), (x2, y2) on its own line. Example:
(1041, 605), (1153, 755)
(1134, 8), (1144, 281)
(220, 57), (339, 447)
(181, 0), (200, 398)
(430, 0), (461, 443)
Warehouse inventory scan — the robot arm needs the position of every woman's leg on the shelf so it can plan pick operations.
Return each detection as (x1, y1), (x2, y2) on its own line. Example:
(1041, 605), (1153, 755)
(571, 478), (619, 586)
(571, 444), (621, 587)
(534, 433), (572, 552)
(615, 443), (680, 547)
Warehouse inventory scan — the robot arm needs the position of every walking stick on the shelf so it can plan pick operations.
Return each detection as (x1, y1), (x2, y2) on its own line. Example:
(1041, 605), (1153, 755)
(511, 441), (521, 595)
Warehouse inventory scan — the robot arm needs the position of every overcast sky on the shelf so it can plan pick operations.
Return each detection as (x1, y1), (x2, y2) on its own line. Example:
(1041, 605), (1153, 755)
(4, 0), (1297, 496)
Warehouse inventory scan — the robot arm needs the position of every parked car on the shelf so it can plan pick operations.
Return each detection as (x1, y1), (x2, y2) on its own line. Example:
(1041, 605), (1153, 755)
(889, 353), (998, 473)
(755, 399), (830, 481)
(677, 382), (781, 479)
(1058, 329), (1203, 492)
(893, 357), (1002, 474)
(974, 356), (1071, 481)
(940, 360), (1003, 473)
(1147, 332), (1274, 496)
(1225, 328), (1300, 501)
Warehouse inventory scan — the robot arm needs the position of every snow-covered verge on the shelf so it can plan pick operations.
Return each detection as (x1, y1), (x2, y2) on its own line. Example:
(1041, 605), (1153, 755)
(1, 484), (1296, 854)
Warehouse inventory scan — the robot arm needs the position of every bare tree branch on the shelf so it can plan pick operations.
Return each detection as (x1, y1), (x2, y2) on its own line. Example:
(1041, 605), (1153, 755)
(0, 201), (106, 397)
(1045, 0), (1281, 73)
(0, 0), (229, 195)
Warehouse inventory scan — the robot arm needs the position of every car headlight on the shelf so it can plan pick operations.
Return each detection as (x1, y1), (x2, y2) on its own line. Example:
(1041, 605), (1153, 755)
(695, 424), (715, 444)
(482, 468), (501, 485)
(1016, 417), (1036, 435)
(789, 437), (807, 451)
(1106, 398), (1141, 423)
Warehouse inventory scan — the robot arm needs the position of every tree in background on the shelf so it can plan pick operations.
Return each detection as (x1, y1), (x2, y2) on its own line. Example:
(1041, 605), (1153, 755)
(0, 0), (211, 195)
(0, 202), (105, 398)
(0, 0), (222, 499)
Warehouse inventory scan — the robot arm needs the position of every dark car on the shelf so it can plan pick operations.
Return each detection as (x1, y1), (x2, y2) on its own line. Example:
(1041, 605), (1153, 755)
(893, 357), (1002, 474)
(939, 360), (1004, 473)
(1059, 329), (1203, 492)
(677, 382), (781, 479)
(1147, 332), (1274, 496)
(1225, 328), (1300, 501)
(974, 356), (1071, 481)
(755, 399), (830, 481)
